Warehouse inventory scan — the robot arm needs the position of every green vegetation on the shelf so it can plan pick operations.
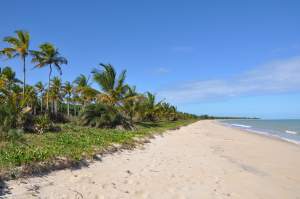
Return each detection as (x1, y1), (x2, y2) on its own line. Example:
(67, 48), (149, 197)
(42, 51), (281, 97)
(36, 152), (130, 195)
(0, 119), (196, 178)
(0, 30), (199, 177)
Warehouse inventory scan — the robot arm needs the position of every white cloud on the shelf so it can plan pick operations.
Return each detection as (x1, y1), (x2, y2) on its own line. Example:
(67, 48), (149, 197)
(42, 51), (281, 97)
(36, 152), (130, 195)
(159, 56), (300, 103)
(155, 67), (170, 74)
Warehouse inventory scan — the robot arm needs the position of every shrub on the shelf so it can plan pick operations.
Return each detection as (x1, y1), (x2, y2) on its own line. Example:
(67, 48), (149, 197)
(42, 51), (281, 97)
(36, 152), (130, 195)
(0, 104), (17, 132)
(48, 112), (69, 123)
(34, 114), (53, 134)
(80, 103), (132, 129)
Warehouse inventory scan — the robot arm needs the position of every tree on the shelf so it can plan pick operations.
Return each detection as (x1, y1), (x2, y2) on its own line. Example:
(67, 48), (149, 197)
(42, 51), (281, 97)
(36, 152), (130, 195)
(49, 77), (62, 115)
(63, 81), (73, 116)
(24, 85), (38, 115)
(0, 30), (30, 96)
(92, 63), (128, 106)
(35, 81), (45, 113)
(73, 74), (98, 107)
(31, 43), (67, 111)
(142, 92), (162, 121)
(122, 85), (144, 121)
(0, 66), (21, 89)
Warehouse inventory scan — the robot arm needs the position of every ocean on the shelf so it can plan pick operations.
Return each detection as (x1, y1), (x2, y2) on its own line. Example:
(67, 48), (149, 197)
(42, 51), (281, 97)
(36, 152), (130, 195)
(219, 119), (300, 144)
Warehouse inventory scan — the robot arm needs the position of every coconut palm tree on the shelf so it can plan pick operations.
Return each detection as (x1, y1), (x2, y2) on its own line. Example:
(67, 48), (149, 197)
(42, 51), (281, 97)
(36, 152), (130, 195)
(49, 77), (62, 115)
(31, 43), (67, 111)
(24, 85), (38, 114)
(0, 66), (21, 88)
(122, 85), (144, 121)
(92, 63), (128, 106)
(0, 30), (30, 96)
(142, 92), (162, 121)
(63, 81), (73, 116)
(35, 81), (46, 113)
(73, 74), (98, 107)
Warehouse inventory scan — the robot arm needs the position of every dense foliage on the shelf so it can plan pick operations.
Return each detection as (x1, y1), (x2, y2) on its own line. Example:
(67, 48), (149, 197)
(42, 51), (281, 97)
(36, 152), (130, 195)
(0, 30), (199, 136)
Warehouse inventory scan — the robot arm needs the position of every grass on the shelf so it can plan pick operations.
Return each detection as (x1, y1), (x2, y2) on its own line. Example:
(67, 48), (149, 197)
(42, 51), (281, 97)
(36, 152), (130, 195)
(0, 119), (197, 179)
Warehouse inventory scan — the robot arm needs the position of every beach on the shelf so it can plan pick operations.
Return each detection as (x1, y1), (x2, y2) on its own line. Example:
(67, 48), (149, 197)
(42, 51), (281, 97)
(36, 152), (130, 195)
(4, 120), (300, 199)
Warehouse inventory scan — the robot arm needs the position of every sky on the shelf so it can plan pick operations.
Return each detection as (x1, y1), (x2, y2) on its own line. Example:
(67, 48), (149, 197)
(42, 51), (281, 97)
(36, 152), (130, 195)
(0, 0), (299, 119)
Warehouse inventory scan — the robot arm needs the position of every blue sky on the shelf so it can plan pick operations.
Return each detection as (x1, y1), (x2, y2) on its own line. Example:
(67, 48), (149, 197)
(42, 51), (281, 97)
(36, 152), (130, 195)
(0, 0), (299, 119)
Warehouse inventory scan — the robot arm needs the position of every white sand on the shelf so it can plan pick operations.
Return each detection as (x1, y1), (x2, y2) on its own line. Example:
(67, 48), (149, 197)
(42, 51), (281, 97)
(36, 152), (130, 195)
(4, 120), (300, 199)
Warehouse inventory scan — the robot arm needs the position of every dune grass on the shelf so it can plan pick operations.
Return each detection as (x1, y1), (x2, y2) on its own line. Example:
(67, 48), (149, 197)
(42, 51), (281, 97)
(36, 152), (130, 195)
(0, 119), (197, 177)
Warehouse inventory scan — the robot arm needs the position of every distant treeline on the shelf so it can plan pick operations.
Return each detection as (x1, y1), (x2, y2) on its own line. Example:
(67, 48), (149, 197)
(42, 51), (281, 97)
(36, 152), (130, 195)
(198, 115), (259, 120)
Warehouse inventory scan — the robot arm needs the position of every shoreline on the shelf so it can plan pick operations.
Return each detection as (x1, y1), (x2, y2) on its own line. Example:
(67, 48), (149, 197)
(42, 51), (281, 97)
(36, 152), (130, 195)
(217, 120), (300, 145)
(3, 120), (300, 198)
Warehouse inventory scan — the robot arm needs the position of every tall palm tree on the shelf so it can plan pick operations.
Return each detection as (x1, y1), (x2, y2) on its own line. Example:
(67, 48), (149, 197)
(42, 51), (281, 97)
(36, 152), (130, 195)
(49, 76), (62, 115)
(24, 85), (38, 114)
(35, 81), (45, 113)
(31, 43), (67, 111)
(63, 81), (73, 116)
(0, 30), (30, 96)
(92, 63), (128, 106)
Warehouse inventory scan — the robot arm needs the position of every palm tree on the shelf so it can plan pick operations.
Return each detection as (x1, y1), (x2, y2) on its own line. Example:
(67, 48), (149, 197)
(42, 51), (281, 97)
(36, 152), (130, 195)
(73, 74), (98, 107)
(0, 30), (30, 96)
(31, 43), (67, 111)
(142, 92), (162, 121)
(63, 81), (73, 116)
(92, 63), (128, 106)
(49, 77), (62, 115)
(24, 85), (38, 114)
(35, 81), (45, 113)
(122, 85), (144, 121)
(0, 66), (21, 89)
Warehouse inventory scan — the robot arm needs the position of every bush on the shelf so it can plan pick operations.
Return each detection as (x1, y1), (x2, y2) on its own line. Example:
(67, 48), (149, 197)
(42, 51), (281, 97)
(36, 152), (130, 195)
(0, 104), (18, 132)
(80, 103), (132, 130)
(48, 112), (69, 123)
(7, 129), (24, 140)
(34, 115), (53, 134)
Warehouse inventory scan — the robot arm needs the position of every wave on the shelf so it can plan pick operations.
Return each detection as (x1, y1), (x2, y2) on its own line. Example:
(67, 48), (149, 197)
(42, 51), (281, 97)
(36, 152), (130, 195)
(231, 124), (251, 128)
(238, 128), (300, 145)
(285, 130), (298, 135)
(219, 121), (300, 145)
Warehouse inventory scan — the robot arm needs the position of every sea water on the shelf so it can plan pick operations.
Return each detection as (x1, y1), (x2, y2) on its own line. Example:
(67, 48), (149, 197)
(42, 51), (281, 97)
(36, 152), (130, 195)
(220, 119), (300, 144)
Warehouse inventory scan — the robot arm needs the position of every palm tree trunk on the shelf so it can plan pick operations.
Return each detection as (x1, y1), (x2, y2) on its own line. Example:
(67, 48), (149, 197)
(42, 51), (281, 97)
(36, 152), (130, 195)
(54, 100), (58, 115)
(22, 56), (26, 97)
(51, 100), (53, 113)
(47, 65), (52, 111)
(40, 97), (43, 113)
(67, 96), (70, 116)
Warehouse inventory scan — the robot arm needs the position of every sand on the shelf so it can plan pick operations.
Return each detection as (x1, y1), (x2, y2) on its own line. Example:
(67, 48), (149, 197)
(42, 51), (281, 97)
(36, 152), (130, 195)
(3, 120), (300, 199)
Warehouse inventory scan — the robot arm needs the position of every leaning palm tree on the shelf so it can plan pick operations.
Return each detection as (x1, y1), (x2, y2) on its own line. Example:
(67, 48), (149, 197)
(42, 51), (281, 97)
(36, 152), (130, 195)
(35, 81), (46, 113)
(92, 63), (128, 106)
(31, 43), (67, 111)
(0, 30), (30, 96)
(63, 81), (73, 116)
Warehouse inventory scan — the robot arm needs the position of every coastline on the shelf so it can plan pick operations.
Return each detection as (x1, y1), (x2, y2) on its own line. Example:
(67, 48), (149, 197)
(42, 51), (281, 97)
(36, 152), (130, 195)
(4, 120), (300, 198)
(217, 120), (300, 145)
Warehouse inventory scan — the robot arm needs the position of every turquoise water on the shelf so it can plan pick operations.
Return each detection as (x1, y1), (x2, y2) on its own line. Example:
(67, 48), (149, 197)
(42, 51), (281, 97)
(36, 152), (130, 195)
(220, 119), (300, 144)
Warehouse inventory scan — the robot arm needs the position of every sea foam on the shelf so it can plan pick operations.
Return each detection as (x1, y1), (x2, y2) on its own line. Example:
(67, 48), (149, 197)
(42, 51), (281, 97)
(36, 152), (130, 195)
(231, 124), (251, 128)
(285, 130), (297, 135)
